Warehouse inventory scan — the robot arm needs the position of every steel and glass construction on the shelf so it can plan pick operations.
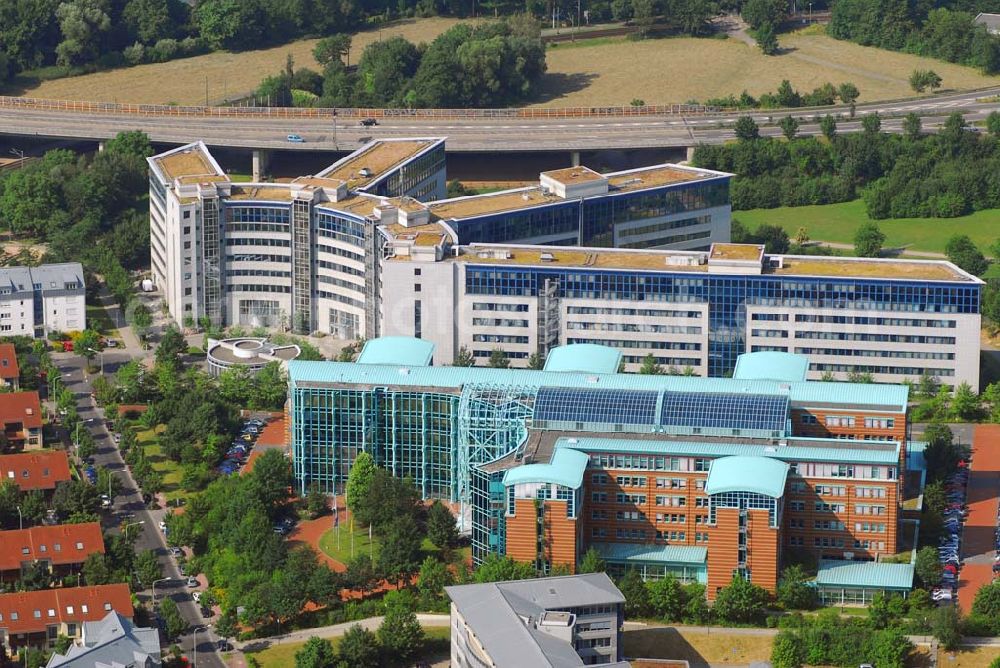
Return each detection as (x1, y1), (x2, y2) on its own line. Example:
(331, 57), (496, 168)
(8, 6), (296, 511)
(289, 342), (918, 600)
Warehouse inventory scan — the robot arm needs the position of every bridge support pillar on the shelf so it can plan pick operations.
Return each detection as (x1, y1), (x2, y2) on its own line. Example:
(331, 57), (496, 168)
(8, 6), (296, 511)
(570, 151), (581, 167)
(97, 140), (106, 152)
(685, 146), (696, 163)
(252, 149), (271, 181)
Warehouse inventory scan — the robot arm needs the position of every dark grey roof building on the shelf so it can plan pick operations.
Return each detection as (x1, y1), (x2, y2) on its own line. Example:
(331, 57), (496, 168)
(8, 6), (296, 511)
(445, 573), (630, 667)
(46, 611), (161, 668)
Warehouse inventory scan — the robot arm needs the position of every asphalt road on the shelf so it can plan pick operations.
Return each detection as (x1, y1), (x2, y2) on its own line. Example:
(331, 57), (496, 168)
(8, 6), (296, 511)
(56, 349), (224, 668)
(1, 86), (998, 152)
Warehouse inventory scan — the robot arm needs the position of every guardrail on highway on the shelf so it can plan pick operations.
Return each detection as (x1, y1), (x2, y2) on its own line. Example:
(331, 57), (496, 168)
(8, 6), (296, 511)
(0, 95), (722, 119)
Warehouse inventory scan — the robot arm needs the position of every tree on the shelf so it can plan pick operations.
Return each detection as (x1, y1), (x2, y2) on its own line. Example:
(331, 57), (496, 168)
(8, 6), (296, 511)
(159, 596), (187, 639)
(741, 0), (788, 31)
(988, 110), (1000, 137)
(295, 637), (336, 668)
(713, 575), (769, 624)
(618, 569), (651, 617)
(344, 451), (376, 520)
(337, 624), (379, 668)
(973, 582), (1000, 633)
(631, 0), (655, 37)
(778, 115), (799, 140)
(248, 448), (292, 510)
(951, 382), (981, 421)
(473, 553), (534, 583)
(647, 575), (685, 621)
(794, 227), (809, 246)
(313, 34), (351, 67)
(853, 221), (885, 258)
(305, 484), (328, 519)
(837, 82), (860, 105)
(77, 329), (101, 366)
(417, 555), (454, 609)
(105, 131), (154, 158)
(931, 602), (962, 649)
(862, 112), (882, 134)
(215, 609), (238, 644)
(734, 116), (760, 141)
(914, 546), (943, 588)
(526, 352), (544, 370)
(945, 234), (988, 276)
(426, 500), (458, 554)
(909, 69), (942, 93)
(755, 23), (779, 55)
(377, 514), (423, 586)
(820, 114), (837, 141)
(82, 552), (112, 585)
(771, 630), (805, 668)
(578, 546), (606, 574)
(755, 224), (790, 254)
(55, 0), (112, 67)
(134, 549), (162, 587)
(639, 353), (663, 375)
(156, 327), (186, 368)
(453, 346), (475, 367)
(902, 112), (923, 140)
(777, 564), (816, 610)
(488, 349), (510, 368)
(378, 591), (424, 663)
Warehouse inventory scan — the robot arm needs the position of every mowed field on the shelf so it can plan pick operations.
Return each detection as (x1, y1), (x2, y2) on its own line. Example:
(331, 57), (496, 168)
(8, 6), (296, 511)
(18, 17), (466, 105)
(736, 199), (1000, 256)
(532, 30), (1000, 107)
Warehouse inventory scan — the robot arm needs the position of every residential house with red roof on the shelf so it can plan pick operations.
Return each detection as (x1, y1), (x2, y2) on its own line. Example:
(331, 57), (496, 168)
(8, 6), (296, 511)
(0, 391), (43, 451)
(0, 523), (104, 583)
(0, 344), (19, 390)
(0, 584), (133, 656)
(0, 451), (71, 494)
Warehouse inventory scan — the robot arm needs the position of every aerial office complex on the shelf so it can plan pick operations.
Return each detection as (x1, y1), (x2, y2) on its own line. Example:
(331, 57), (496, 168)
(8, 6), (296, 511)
(0, 264), (86, 337)
(148, 140), (980, 386)
(147, 140), (732, 337)
(290, 342), (918, 601)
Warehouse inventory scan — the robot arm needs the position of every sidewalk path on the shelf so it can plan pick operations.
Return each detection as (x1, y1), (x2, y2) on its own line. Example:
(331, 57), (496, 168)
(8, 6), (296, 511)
(958, 425), (1000, 612)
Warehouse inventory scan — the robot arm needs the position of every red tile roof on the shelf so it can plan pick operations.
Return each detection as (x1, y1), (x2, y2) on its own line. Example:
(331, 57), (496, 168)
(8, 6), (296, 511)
(0, 584), (133, 634)
(0, 451), (71, 491)
(0, 392), (42, 428)
(0, 523), (104, 572)
(0, 344), (18, 381)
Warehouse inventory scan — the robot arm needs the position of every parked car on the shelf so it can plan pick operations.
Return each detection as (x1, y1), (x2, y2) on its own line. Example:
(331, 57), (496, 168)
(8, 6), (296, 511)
(158, 521), (167, 532)
(169, 547), (183, 557)
(187, 576), (199, 588)
(192, 591), (202, 603)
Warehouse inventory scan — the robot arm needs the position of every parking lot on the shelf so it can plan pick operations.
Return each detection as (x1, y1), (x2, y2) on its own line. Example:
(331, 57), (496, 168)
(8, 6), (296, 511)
(957, 425), (1000, 612)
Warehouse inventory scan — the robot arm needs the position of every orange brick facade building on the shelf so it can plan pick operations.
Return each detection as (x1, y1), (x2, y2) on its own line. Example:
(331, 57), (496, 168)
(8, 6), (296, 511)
(496, 355), (909, 599)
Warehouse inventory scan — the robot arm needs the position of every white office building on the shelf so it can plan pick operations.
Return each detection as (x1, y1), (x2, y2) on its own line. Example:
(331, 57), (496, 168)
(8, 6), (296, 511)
(0, 264), (86, 337)
(147, 140), (732, 335)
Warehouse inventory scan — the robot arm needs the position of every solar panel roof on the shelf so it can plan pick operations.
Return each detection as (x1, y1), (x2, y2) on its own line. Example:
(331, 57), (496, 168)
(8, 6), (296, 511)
(533, 387), (659, 425)
(659, 392), (788, 433)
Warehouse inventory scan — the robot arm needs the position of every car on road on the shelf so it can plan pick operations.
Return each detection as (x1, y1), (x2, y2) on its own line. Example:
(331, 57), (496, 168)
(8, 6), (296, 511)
(169, 547), (183, 557)
(360, 118), (378, 127)
(286, 134), (305, 142)
(158, 521), (167, 532)
(187, 576), (199, 588)
(100, 494), (112, 509)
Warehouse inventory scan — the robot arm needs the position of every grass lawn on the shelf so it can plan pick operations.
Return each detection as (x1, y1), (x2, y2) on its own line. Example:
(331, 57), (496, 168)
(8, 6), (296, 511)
(14, 17), (464, 105)
(936, 645), (1000, 668)
(317, 527), (457, 567)
(533, 27), (999, 108)
(85, 304), (118, 336)
(134, 426), (185, 502)
(244, 625), (450, 668)
(735, 199), (1000, 255)
(623, 628), (773, 666)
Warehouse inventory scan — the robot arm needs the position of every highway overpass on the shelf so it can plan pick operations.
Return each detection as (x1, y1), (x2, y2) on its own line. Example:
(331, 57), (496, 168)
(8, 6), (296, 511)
(0, 88), (997, 176)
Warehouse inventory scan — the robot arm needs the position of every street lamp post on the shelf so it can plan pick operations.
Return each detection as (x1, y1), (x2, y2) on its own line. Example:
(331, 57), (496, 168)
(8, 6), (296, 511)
(152, 576), (171, 606)
(123, 520), (145, 541)
(74, 418), (94, 449)
(192, 625), (209, 667)
(16, 505), (22, 530)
